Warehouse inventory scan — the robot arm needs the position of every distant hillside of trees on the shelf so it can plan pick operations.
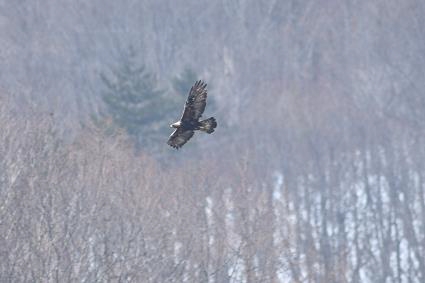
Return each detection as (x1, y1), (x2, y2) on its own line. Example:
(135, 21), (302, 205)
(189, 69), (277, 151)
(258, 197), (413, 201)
(1, 0), (425, 282)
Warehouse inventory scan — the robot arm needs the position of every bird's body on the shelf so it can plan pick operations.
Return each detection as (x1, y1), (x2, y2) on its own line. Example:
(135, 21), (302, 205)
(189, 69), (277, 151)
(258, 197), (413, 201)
(167, 80), (217, 149)
(171, 119), (215, 132)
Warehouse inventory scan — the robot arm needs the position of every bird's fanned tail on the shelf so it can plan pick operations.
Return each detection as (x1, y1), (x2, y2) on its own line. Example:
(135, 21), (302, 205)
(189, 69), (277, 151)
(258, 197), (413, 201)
(199, 117), (217, 134)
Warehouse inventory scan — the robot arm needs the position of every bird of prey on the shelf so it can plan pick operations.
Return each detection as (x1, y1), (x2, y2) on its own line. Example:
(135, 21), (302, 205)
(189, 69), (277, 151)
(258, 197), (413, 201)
(167, 80), (217, 149)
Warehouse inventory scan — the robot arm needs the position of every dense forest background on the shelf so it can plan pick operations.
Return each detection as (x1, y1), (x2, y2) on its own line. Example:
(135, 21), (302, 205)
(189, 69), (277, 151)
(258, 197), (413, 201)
(1, 1), (425, 282)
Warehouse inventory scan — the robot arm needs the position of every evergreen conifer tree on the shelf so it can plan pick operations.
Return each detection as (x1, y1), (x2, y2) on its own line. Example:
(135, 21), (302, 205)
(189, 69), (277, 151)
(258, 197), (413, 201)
(100, 48), (175, 148)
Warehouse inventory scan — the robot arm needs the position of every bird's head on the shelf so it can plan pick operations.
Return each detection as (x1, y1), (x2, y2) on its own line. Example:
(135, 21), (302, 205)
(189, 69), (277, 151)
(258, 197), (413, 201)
(170, 121), (181, 128)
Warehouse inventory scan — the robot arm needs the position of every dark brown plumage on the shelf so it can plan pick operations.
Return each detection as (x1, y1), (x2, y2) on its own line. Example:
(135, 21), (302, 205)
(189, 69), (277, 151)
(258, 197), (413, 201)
(167, 80), (217, 149)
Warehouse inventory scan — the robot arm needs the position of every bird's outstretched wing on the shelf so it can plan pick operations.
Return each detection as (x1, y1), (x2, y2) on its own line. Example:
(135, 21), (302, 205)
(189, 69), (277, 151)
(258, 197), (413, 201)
(181, 80), (208, 122)
(167, 128), (195, 149)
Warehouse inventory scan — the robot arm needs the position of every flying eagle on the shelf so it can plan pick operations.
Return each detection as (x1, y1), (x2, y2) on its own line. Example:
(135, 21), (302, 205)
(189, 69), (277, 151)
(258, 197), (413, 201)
(167, 80), (217, 149)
